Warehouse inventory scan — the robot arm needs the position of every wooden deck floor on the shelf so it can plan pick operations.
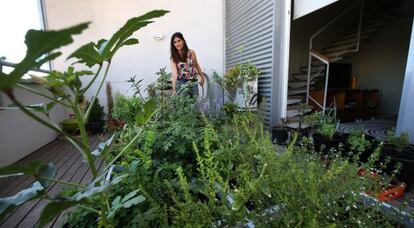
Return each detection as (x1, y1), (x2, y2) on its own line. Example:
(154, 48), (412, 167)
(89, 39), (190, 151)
(0, 135), (106, 228)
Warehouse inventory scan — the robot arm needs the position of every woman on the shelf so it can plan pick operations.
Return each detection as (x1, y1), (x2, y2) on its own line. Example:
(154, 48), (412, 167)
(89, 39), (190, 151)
(170, 32), (205, 96)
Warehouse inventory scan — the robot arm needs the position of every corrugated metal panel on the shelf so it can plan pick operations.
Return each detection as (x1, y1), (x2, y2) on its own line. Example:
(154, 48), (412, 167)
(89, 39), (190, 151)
(225, 0), (274, 125)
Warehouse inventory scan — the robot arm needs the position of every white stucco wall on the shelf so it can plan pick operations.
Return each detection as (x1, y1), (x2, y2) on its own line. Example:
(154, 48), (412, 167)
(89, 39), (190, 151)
(396, 19), (414, 144)
(43, 0), (224, 114)
(294, 0), (339, 20)
(351, 20), (412, 116)
(0, 85), (65, 167)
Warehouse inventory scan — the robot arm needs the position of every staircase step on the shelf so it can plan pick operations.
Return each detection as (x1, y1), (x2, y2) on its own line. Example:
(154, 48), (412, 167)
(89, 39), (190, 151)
(288, 89), (307, 96)
(300, 65), (326, 74)
(286, 105), (313, 118)
(324, 49), (352, 59)
(293, 72), (324, 81)
(288, 81), (314, 89)
(286, 122), (310, 129)
(288, 95), (305, 101)
(340, 27), (378, 41)
(324, 43), (357, 53)
(286, 116), (300, 122)
(287, 98), (302, 105)
(329, 34), (371, 48)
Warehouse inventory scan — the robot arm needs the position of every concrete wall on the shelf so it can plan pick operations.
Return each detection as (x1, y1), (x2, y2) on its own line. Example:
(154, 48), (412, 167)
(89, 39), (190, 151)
(294, 0), (339, 19)
(0, 85), (65, 167)
(351, 20), (412, 116)
(396, 19), (414, 144)
(43, 0), (224, 115)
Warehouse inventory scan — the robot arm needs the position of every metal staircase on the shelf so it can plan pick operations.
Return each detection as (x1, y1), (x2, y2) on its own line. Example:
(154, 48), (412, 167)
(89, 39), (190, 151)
(286, 0), (398, 128)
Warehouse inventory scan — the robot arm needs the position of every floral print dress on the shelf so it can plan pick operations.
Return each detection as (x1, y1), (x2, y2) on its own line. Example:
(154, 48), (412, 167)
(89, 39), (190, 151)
(176, 51), (199, 96)
(177, 51), (198, 81)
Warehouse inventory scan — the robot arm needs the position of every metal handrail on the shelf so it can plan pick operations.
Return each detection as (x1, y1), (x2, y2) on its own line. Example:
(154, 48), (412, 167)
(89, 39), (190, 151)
(306, 0), (364, 113)
(0, 59), (51, 111)
(0, 59), (50, 74)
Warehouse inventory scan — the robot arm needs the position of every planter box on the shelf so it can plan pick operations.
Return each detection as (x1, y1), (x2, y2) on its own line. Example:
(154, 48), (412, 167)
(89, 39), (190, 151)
(312, 133), (348, 155)
(381, 144), (414, 191)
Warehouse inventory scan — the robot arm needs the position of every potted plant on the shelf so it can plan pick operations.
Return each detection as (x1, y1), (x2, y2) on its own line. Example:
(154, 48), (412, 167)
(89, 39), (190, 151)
(213, 63), (259, 105)
(61, 114), (80, 134)
(312, 108), (346, 155)
(381, 130), (414, 190)
(272, 118), (289, 145)
(346, 129), (377, 162)
(87, 97), (105, 134)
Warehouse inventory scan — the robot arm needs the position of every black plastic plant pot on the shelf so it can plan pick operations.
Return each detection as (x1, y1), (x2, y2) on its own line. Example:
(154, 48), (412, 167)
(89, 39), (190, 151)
(312, 133), (348, 156)
(88, 121), (105, 134)
(271, 127), (289, 145)
(381, 144), (414, 191)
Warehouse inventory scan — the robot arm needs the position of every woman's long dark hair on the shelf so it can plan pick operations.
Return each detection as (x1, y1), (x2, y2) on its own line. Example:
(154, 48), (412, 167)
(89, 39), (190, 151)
(170, 32), (189, 63)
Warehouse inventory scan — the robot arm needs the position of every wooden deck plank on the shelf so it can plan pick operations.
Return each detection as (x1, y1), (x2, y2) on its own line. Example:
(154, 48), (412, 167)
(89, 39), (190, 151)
(0, 140), (78, 227)
(0, 134), (110, 228)
(18, 137), (102, 228)
(48, 140), (107, 228)
(0, 139), (63, 197)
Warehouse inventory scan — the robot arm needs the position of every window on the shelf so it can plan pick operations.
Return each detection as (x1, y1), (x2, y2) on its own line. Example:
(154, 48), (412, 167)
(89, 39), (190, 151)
(0, 0), (49, 75)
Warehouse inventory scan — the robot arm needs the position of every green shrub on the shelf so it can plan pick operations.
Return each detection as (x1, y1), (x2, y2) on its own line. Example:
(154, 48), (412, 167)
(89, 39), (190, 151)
(87, 97), (105, 122)
(386, 129), (410, 151)
(111, 93), (143, 124)
(316, 109), (339, 139)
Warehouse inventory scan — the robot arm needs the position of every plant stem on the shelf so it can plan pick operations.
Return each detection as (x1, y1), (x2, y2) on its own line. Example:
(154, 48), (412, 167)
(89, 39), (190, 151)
(73, 101), (97, 179)
(103, 127), (143, 171)
(16, 83), (70, 107)
(39, 176), (86, 188)
(84, 61), (111, 123)
(77, 205), (100, 214)
(81, 64), (103, 94)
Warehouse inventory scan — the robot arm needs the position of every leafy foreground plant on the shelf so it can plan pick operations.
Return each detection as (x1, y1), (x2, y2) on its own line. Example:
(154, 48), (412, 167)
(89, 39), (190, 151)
(0, 10), (168, 227)
(67, 109), (403, 226)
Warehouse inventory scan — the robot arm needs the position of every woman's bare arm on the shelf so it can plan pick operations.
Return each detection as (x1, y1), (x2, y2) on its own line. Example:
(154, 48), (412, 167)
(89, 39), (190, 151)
(191, 50), (205, 87)
(170, 58), (178, 95)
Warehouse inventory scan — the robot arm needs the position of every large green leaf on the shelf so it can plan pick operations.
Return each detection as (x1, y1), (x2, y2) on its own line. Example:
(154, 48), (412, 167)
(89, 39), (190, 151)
(91, 133), (119, 158)
(69, 174), (128, 202)
(0, 161), (56, 188)
(0, 181), (45, 220)
(67, 42), (104, 67)
(0, 23), (89, 91)
(107, 189), (145, 219)
(101, 10), (168, 60)
(135, 98), (157, 126)
(38, 201), (79, 227)
(36, 163), (57, 188)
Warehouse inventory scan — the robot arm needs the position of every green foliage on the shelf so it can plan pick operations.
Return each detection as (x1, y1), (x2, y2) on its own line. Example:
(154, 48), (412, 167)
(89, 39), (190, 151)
(347, 129), (372, 154)
(0, 182), (45, 220)
(87, 97), (104, 122)
(221, 102), (239, 118)
(155, 67), (172, 90)
(0, 10), (168, 227)
(126, 75), (144, 99)
(213, 63), (259, 101)
(386, 129), (410, 151)
(111, 93), (143, 125)
(316, 109), (340, 139)
(147, 95), (203, 166)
